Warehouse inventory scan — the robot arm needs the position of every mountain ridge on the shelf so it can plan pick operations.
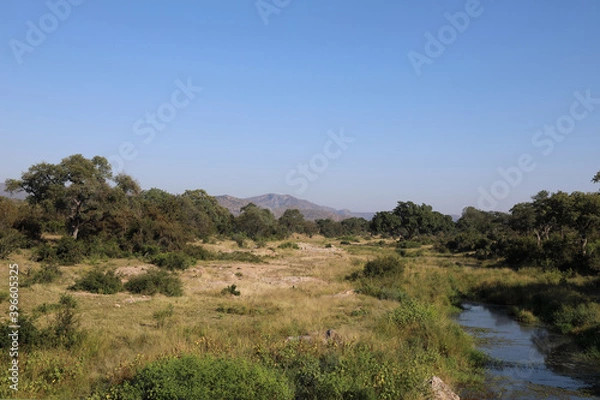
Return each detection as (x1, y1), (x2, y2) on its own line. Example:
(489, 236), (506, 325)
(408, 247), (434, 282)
(215, 193), (374, 221)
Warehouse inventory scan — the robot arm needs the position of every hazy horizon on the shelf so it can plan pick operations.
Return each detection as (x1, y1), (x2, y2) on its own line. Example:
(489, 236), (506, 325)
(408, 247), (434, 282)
(2, 1), (599, 216)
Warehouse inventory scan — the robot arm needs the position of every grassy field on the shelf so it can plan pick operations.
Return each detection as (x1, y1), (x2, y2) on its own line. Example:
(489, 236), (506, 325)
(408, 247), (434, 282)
(2, 236), (597, 399)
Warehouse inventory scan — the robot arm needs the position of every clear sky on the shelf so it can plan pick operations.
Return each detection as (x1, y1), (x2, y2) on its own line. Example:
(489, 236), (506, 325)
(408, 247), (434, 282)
(1, 0), (599, 215)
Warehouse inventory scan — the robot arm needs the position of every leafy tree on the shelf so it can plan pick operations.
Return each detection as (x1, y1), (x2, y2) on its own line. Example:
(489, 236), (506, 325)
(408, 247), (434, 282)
(5, 155), (135, 240)
(370, 211), (402, 237)
(340, 217), (369, 235)
(182, 189), (233, 235)
(316, 218), (345, 238)
(392, 201), (454, 239)
(278, 209), (306, 235)
(235, 203), (278, 240)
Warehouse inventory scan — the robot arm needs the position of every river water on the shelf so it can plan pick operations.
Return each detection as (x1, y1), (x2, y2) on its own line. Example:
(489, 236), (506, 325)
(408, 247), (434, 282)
(456, 302), (600, 399)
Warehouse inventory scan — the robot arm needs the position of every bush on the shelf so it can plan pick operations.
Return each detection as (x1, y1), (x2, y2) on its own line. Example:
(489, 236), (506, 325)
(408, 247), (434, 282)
(55, 236), (87, 265)
(278, 242), (299, 250)
(69, 269), (123, 294)
(363, 256), (405, 278)
(0, 313), (43, 349)
(149, 251), (195, 270)
(396, 240), (421, 249)
(25, 264), (62, 286)
(106, 354), (294, 400)
(0, 229), (25, 258)
(221, 284), (240, 296)
(125, 269), (183, 297)
(217, 251), (263, 263)
(182, 244), (215, 260)
(389, 297), (437, 326)
(231, 233), (248, 248)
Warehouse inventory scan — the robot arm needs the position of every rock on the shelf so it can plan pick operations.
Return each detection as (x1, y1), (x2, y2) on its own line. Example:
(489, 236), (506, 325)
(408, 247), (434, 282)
(428, 376), (460, 400)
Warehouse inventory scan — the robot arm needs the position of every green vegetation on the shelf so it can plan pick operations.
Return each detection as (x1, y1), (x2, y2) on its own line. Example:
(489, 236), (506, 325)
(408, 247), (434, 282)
(278, 241), (299, 249)
(221, 284), (241, 296)
(97, 355), (294, 400)
(1, 155), (600, 398)
(124, 269), (183, 297)
(69, 269), (123, 294)
(149, 251), (196, 270)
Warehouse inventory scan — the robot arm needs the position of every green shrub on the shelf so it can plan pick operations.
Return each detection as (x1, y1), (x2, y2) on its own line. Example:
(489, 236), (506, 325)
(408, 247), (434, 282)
(396, 240), (421, 249)
(55, 236), (86, 265)
(0, 313), (43, 349)
(182, 244), (215, 260)
(149, 251), (195, 270)
(0, 294), (82, 349)
(221, 284), (240, 296)
(106, 354), (294, 400)
(125, 269), (183, 297)
(389, 297), (437, 326)
(278, 242), (299, 250)
(0, 229), (24, 258)
(217, 251), (262, 263)
(87, 238), (125, 259)
(25, 264), (62, 286)
(33, 243), (57, 263)
(363, 256), (405, 278)
(231, 233), (248, 248)
(69, 269), (123, 294)
(553, 303), (599, 334)
(49, 293), (81, 348)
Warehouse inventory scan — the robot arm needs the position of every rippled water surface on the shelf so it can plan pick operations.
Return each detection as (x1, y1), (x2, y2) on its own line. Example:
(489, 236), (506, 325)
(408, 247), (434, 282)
(457, 302), (600, 399)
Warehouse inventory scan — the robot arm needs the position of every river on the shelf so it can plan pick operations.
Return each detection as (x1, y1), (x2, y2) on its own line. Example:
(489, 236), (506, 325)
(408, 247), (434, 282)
(456, 302), (600, 399)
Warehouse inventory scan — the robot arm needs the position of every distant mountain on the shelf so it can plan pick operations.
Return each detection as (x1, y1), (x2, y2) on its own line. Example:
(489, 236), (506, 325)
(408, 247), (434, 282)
(0, 183), (26, 200)
(215, 193), (374, 222)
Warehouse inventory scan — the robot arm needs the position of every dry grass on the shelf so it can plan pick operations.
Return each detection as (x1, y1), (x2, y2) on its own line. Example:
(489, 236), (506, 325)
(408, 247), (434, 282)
(1, 238), (523, 398)
(1, 236), (412, 398)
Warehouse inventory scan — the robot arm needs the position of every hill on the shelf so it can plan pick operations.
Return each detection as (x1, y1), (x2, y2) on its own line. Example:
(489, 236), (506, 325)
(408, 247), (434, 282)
(215, 193), (374, 221)
(0, 182), (26, 200)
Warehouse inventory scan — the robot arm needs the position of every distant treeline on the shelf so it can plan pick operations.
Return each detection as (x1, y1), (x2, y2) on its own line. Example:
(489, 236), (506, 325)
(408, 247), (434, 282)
(1, 154), (599, 275)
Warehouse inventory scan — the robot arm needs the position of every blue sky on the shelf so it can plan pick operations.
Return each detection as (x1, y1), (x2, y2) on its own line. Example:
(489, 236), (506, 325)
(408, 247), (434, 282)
(1, 0), (599, 215)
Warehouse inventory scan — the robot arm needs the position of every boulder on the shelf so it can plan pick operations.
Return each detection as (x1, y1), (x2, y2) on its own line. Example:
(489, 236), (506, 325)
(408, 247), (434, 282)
(428, 376), (460, 400)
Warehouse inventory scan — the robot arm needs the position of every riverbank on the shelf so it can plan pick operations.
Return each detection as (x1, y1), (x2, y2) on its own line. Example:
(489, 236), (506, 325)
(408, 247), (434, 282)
(457, 302), (600, 399)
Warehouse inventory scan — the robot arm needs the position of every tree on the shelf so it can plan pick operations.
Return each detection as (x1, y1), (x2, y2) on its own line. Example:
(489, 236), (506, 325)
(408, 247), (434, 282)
(370, 211), (402, 237)
(6, 155), (129, 240)
(340, 217), (369, 235)
(316, 219), (344, 238)
(278, 209), (306, 236)
(392, 201), (454, 239)
(182, 190), (233, 235)
(235, 203), (277, 240)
